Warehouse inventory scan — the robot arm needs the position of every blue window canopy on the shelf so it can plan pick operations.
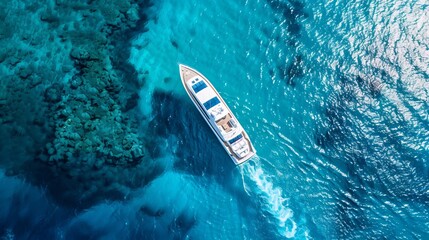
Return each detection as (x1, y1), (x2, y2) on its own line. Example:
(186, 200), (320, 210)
(203, 97), (220, 110)
(228, 134), (243, 144)
(192, 81), (207, 93)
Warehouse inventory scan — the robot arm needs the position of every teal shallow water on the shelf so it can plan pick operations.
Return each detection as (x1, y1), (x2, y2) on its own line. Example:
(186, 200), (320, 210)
(129, 0), (429, 238)
(1, 0), (428, 239)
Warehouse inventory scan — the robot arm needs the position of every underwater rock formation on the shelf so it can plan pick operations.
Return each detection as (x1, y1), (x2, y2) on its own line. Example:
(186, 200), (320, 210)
(0, 0), (155, 207)
(40, 0), (148, 166)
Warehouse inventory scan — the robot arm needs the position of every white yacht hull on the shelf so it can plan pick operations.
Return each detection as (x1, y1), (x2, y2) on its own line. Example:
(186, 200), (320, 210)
(179, 64), (256, 165)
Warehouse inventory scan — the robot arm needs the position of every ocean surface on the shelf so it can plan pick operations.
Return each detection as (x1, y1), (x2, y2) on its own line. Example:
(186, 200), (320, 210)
(1, 0), (429, 239)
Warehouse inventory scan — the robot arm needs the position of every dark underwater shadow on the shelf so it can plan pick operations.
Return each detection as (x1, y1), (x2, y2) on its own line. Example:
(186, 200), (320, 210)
(265, 0), (308, 89)
(312, 68), (429, 238)
(149, 90), (235, 178)
(147, 90), (273, 238)
(276, 54), (305, 88)
(266, 0), (308, 37)
(0, 171), (75, 240)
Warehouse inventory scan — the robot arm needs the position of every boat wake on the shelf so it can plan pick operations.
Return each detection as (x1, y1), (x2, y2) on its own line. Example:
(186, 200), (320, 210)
(239, 155), (297, 238)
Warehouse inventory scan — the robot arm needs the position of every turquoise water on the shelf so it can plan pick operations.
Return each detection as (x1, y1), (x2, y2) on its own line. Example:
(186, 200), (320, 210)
(1, 0), (429, 239)
(128, 0), (429, 238)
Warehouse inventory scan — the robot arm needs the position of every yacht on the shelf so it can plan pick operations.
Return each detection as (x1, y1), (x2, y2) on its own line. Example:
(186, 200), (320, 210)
(179, 64), (256, 165)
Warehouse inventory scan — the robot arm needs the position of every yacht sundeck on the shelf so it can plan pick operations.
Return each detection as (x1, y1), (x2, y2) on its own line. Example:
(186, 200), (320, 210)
(179, 64), (256, 165)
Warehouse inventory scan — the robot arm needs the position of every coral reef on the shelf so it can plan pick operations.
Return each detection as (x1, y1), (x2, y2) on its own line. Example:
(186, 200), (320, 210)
(0, 0), (155, 207)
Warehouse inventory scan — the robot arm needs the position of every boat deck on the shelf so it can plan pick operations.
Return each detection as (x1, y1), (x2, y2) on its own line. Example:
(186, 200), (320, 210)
(179, 64), (256, 165)
(216, 113), (233, 132)
(180, 66), (199, 82)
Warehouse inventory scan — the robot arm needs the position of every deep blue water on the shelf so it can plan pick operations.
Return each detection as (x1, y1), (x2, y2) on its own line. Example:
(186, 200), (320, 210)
(1, 0), (429, 239)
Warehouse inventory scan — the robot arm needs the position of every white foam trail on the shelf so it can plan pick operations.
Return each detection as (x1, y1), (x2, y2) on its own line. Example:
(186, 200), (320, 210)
(240, 155), (297, 238)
